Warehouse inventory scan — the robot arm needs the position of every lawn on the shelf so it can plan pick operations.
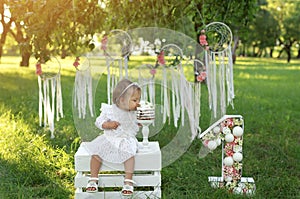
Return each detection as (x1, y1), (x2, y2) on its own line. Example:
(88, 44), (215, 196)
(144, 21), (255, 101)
(0, 56), (299, 199)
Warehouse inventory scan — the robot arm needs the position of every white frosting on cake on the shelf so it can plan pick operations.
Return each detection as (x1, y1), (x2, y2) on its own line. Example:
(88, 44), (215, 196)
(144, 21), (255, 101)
(136, 101), (155, 120)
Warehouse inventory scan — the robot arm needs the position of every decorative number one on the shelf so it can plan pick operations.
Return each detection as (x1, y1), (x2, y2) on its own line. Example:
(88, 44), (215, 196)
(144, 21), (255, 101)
(198, 115), (256, 195)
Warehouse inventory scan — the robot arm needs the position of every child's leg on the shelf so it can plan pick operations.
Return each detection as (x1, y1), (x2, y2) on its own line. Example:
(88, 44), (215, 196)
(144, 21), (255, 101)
(122, 156), (135, 195)
(86, 155), (102, 192)
(90, 155), (102, 178)
(124, 156), (135, 181)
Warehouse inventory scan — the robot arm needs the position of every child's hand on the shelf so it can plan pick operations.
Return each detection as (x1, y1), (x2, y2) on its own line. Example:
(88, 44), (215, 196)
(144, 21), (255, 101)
(102, 121), (120, 130)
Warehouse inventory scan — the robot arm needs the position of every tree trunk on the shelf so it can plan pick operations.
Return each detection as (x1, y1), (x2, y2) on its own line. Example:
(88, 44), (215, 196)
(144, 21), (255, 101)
(297, 48), (300, 59)
(286, 48), (291, 63)
(9, 22), (33, 67)
(0, 5), (13, 60)
(241, 45), (245, 56)
(232, 35), (239, 64)
(61, 48), (67, 59)
(270, 48), (273, 58)
(283, 42), (293, 63)
(0, 39), (4, 59)
(20, 52), (31, 67)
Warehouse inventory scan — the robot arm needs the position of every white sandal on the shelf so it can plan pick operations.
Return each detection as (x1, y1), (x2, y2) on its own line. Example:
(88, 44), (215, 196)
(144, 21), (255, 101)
(86, 177), (98, 193)
(121, 179), (135, 196)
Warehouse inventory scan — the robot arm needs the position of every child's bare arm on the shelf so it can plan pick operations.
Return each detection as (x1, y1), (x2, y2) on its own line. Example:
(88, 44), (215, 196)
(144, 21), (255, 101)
(102, 120), (120, 129)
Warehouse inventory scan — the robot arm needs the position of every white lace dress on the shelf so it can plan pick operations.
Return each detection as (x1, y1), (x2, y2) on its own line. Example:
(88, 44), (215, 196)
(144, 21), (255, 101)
(85, 103), (139, 163)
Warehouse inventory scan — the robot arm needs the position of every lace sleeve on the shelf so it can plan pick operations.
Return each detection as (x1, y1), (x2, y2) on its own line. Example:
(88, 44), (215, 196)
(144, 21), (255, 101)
(95, 103), (112, 130)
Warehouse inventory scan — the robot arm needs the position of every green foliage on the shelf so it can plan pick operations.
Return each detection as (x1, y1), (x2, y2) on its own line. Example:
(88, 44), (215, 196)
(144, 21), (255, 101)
(245, 0), (300, 60)
(2, 0), (107, 61)
(248, 8), (280, 49)
(0, 56), (300, 198)
(0, 0), (259, 62)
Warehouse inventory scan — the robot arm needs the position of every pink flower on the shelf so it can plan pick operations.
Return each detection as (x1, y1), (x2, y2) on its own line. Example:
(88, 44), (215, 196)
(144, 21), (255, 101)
(196, 75), (204, 82)
(101, 35), (108, 51)
(226, 150), (234, 157)
(199, 34), (208, 46)
(223, 165), (241, 180)
(199, 30), (209, 50)
(223, 118), (234, 128)
(73, 61), (79, 68)
(157, 51), (166, 65)
(203, 140), (209, 147)
(224, 165), (241, 181)
(196, 71), (207, 82)
(73, 57), (80, 68)
(223, 166), (234, 176)
(150, 68), (156, 75)
(35, 63), (42, 75)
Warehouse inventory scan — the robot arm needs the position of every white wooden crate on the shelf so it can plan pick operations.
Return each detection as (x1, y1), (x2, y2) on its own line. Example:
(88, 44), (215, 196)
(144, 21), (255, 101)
(74, 142), (162, 199)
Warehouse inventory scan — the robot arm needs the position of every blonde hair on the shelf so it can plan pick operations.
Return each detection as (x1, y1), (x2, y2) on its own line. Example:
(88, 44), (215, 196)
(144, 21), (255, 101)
(112, 79), (141, 104)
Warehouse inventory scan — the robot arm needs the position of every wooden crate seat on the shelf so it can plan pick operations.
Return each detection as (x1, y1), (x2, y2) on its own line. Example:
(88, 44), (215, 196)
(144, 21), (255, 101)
(74, 141), (162, 199)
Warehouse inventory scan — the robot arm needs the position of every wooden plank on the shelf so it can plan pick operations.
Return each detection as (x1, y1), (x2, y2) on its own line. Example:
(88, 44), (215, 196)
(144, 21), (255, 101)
(75, 173), (161, 188)
(75, 190), (161, 199)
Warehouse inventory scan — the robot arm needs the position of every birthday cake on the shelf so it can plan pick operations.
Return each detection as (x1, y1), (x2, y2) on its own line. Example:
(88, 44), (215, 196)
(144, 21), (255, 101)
(136, 101), (155, 120)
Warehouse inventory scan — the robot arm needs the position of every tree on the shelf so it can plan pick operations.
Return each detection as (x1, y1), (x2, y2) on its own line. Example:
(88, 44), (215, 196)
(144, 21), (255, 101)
(246, 8), (280, 57)
(282, 2), (300, 60)
(0, 0), (258, 66)
(0, 3), (13, 60)
(1, 0), (106, 66)
(24, 0), (106, 64)
(103, 0), (258, 63)
(266, 0), (300, 62)
(186, 0), (258, 63)
(2, 0), (37, 66)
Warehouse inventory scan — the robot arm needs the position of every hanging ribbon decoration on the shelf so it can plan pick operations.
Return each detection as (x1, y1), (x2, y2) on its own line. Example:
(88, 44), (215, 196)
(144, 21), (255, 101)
(138, 64), (156, 107)
(102, 30), (132, 104)
(73, 57), (94, 119)
(137, 45), (201, 141)
(201, 22), (235, 122)
(36, 58), (63, 138)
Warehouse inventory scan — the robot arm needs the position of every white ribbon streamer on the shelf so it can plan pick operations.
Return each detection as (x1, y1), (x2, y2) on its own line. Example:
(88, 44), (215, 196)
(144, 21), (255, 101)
(74, 67), (94, 119)
(38, 73), (63, 138)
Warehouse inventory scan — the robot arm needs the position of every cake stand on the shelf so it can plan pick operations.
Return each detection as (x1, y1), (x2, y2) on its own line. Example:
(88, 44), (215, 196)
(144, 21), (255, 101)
(137, 119), (154, 151)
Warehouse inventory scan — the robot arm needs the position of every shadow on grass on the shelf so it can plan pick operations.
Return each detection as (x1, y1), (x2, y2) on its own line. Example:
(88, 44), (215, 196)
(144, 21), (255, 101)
(0, 157), (72, 199)
(0, 70), (77, 198)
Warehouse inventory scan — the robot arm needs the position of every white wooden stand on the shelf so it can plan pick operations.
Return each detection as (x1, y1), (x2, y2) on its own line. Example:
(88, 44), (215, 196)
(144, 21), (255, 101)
(74, 141), (161, 199)
(137, 119), (154, 152)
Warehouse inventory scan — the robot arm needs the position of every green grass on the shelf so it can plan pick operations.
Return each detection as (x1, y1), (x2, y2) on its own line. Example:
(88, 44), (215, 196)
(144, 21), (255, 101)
(0, 56), (300, 198)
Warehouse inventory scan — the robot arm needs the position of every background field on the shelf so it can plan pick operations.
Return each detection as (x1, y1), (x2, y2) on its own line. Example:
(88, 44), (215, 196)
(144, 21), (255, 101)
(0, 56), (299, 198)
